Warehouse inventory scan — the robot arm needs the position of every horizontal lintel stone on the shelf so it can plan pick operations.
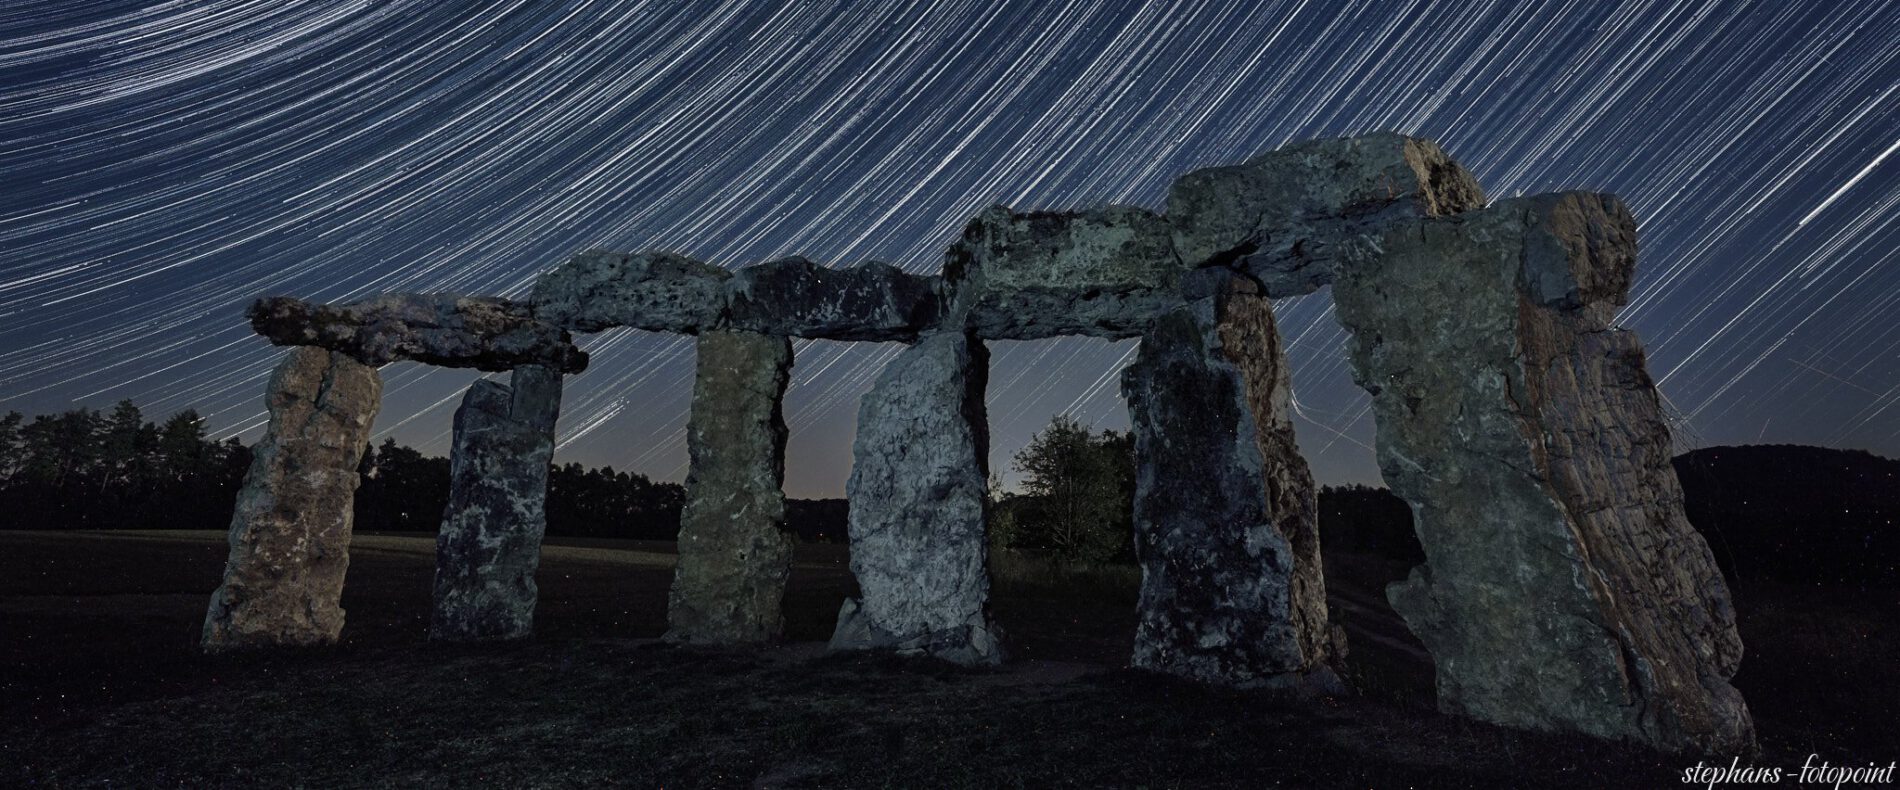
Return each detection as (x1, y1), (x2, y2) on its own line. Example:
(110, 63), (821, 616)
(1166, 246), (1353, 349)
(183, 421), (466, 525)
(248, 294), (588, 373)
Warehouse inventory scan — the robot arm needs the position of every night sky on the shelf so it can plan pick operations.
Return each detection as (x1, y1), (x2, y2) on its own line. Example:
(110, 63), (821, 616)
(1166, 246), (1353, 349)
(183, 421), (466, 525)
(2, 1), (1895, 499)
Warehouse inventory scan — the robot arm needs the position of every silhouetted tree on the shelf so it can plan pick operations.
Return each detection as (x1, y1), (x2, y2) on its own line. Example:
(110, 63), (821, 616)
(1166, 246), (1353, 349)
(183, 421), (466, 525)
(1005, 415), (1135, 565)
(544, 463), (685, 539)
(1316, 484), (1422, 563)
(1675, 445), (1900, 587)
(784, 498), (847, 542)
(0, 411), (22, 485)
(353, 438), (450, 532)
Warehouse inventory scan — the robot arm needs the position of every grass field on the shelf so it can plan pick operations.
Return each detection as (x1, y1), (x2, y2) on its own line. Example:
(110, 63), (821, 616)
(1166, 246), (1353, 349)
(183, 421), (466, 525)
(1, 529), (1893, 787)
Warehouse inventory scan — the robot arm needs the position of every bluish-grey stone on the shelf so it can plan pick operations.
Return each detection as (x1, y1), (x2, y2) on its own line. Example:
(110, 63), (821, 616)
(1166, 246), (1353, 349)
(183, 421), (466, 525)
(727, 257), (940, 341)
(942, 205), (1181, 340)
(249, 293), (587, 373)
(531, 250), (730, 333)
(830, 332), (1003, 665)
(1331, 190), (1753, 754)
(1166, 132), (1486, 296)
(431, 364), (562, 641)
(1121, 276), (1336, 688)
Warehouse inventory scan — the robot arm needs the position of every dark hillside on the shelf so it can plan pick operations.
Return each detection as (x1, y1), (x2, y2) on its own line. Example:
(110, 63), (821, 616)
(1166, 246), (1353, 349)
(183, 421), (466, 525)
(1674, 445), (1900, 587)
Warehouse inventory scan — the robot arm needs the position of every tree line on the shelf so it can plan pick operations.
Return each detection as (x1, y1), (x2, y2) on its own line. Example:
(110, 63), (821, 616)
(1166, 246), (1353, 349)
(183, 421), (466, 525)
(0, 403), (691, 539)
(0, 401), (1154, 555)
(0, 403), (249, 531)
(18, 402), (1880, 587)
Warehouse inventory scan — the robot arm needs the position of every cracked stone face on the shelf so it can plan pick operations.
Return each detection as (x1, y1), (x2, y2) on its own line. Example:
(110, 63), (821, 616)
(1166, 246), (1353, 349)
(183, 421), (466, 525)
(1121, 276), (1336, 688)
(431, 364), (563, 642)
(1166, 132), (1487, 297)
(943, 205), (1183, 340)
(1331, 190), (1754, 754)
(203, 347), (382, 651)
(248, 293), (588, 373)
(830, 331), (1004, 665)
(666, 330), (796, 643)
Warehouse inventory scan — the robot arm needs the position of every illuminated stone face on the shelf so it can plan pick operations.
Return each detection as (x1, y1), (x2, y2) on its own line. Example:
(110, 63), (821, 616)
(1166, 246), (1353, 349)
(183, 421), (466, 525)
(202, 346), (381, 652)
(1331, 190), (1753, 754)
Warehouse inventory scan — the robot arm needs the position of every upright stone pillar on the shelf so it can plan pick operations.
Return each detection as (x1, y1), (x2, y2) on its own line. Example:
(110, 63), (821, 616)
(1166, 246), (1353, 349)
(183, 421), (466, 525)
(666, 331), (795, 643)
(1331, 191), (1754, 753)
(1120, 274), (1336, 688)
(203, 347), (381, 651)
(830, 332), (1003, 665)
(431, 364), (563, 641)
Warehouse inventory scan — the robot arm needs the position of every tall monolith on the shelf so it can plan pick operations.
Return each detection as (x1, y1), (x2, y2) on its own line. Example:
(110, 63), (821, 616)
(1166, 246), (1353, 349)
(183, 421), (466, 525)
(1122, 273), (1336, 688)
(431, 364), (563, 641)
(1331, 191), (1754, 754)
(667, 331), (796, 643)
(830, 332), (1003, 665)
(203, 347), (381, 651)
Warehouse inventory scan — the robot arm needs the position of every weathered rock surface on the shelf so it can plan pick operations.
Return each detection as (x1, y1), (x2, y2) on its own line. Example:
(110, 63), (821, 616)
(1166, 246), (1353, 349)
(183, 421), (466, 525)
(531, 250), (730, 333)
(667, 331), (796, 643)
(1167, 132), (1486, 296)
(217, 135), (1754, 757)
(1121, 275), (1336, 687)
(1331, 190), (1754, 754)
(431, 365), (563, 641)
(943, 205), (1182, 339)
(727, 257), (940, 341)
(830, 332), (1003, 665)
(249, 294), (588, 373)
(203, 347), (382, 651)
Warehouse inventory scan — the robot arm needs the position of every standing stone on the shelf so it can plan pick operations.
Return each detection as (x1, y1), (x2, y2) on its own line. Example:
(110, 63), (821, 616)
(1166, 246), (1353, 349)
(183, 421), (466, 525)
(203, 347), (381, 651)
(666, 331), (795, 643)
(431, 365), (563, 641)
(830, 332), (1003, 665)
(1331, 191), (1754, 753)
(1121, 274), (1336, 688)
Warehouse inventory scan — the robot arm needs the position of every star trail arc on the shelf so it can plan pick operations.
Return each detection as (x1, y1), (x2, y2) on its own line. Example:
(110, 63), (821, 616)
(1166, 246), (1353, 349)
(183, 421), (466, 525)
(2, 0), (1895, 498)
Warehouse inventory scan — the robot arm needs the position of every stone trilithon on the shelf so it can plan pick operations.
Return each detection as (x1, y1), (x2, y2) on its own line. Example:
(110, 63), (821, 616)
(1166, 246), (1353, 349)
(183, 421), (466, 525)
(209, 131), (1753, 755)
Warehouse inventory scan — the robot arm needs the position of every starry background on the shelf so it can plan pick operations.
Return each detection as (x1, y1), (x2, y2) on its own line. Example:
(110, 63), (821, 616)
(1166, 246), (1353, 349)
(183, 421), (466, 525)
(2, 0), (1895, 499)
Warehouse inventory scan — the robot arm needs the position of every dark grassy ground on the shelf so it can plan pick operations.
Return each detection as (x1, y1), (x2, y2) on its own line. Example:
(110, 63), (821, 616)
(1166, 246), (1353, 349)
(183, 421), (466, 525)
(1, 530), (1893, 787)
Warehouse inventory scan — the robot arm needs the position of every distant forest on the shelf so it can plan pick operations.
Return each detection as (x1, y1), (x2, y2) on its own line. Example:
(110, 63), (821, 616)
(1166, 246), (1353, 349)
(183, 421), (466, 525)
(2, 403), (1894, 586)
(0, 402), (834, 540)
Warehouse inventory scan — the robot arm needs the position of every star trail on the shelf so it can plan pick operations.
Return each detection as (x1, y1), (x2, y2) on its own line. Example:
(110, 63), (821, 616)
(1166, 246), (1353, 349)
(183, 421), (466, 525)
(2, 0), (1895, 498)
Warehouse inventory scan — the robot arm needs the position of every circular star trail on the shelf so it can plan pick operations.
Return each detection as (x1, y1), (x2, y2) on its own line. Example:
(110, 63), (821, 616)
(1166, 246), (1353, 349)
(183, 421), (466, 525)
(2, 0), (1896, 498)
